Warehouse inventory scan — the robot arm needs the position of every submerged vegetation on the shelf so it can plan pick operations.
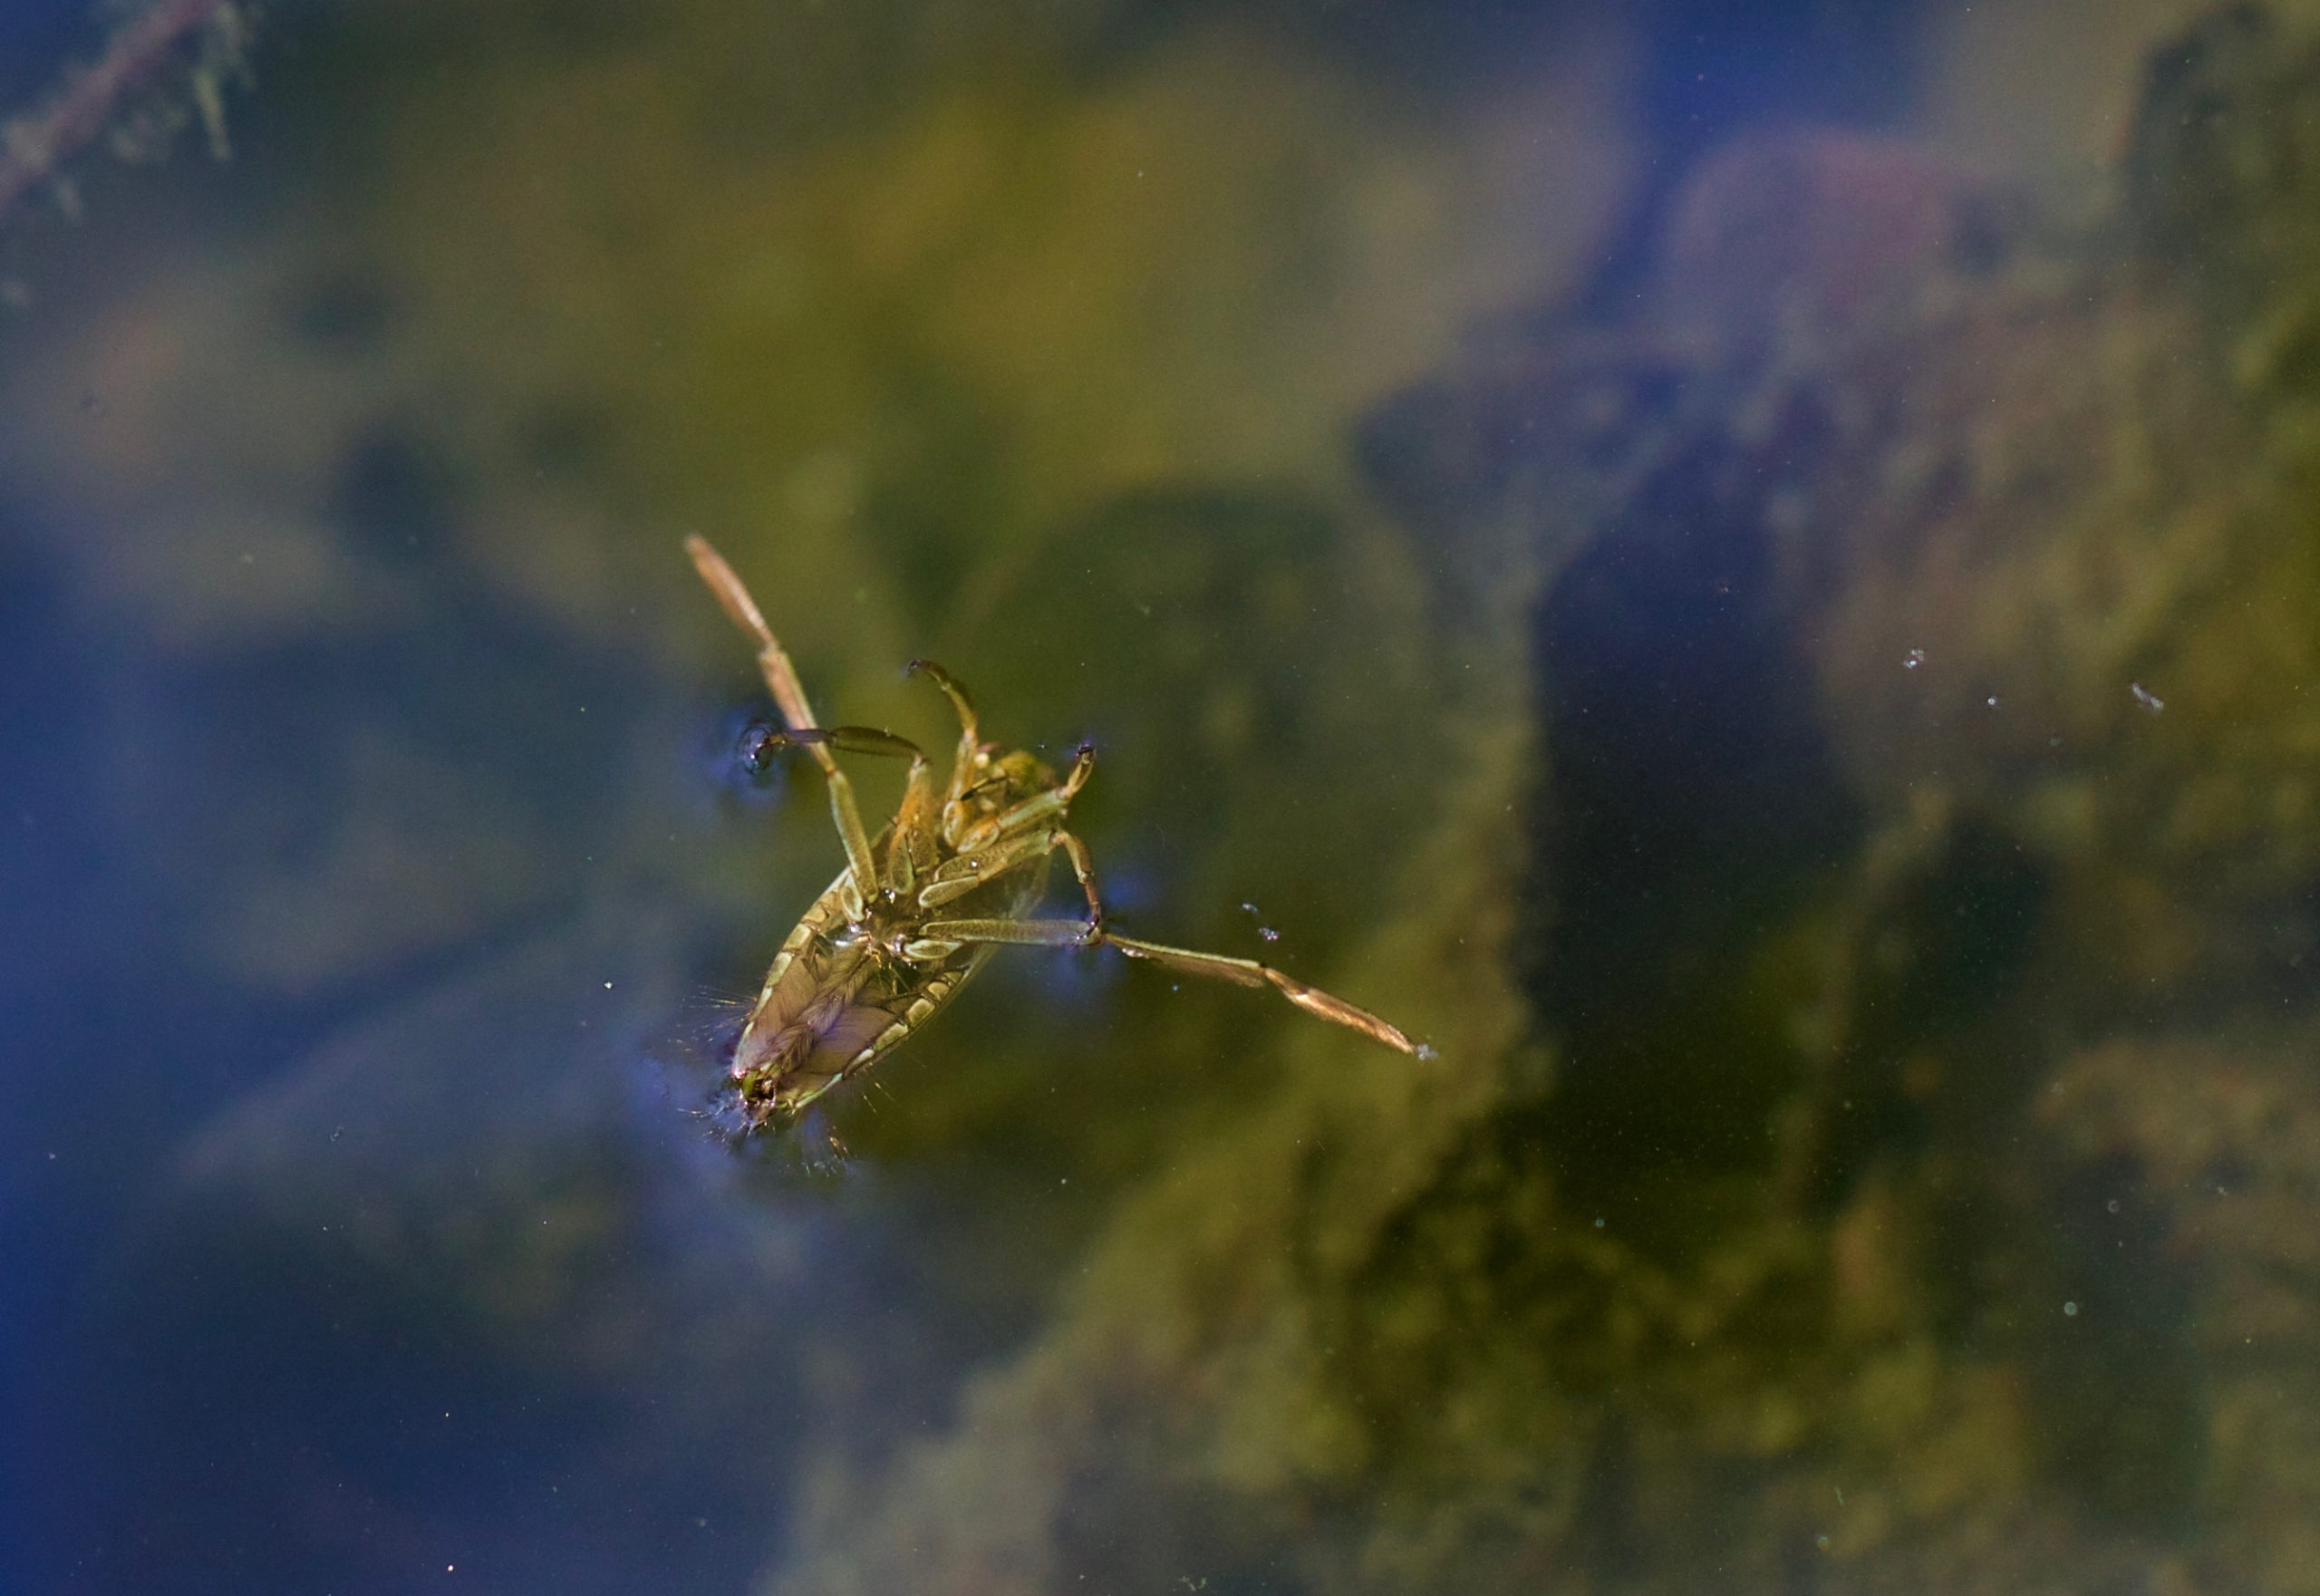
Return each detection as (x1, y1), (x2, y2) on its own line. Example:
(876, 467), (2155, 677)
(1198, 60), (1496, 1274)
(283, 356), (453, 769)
(0, 0), (251, 237)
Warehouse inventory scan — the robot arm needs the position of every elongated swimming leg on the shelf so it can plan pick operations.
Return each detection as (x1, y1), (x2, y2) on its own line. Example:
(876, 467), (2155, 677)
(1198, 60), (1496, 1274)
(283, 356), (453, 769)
(687, 534), (884, 889)
(912, 916), (1424, 1056)
(687, 535), (825, 735)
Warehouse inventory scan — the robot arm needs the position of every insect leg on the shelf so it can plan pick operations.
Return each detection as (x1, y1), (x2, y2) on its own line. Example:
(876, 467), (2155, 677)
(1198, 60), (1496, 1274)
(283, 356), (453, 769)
(907, 660), (993, 845)
(1054, 829), (1104, 924)
(1101, 932), (1422, 1054)
(914, 809), (1107, 910)
(755, 725), (926, 762)
(686, 534), (884, 893)
(917, 916), (1099, 946)
(906, 660), (981, 768)
(890, 753), (942, 893)
(686, 535), (822, 733)
(916, 819), (1066, 906)
(914, 916), (1423, 1056)
(749, 726), (942, 895)
(957, 744), (1097, 852)
(914, 822), (1102, 917)
(906, 659), (978, 740)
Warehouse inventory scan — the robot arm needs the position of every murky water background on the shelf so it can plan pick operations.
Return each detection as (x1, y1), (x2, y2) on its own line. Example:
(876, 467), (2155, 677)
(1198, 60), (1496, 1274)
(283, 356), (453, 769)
(7, 1), (2320, 1591)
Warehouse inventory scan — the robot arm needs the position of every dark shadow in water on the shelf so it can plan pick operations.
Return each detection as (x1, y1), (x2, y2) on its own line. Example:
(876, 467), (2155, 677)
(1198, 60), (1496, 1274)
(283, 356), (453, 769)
(1523, 427), (1863, 1218)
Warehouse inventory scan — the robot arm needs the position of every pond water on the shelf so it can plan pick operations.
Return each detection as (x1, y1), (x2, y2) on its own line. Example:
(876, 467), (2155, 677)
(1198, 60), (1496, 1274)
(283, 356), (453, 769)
(7, 2), (2320, 1592)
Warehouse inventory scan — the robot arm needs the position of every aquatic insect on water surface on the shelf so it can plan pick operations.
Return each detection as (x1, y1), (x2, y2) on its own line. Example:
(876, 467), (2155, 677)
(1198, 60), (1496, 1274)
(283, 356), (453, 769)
(684, 534), (1426, 1131)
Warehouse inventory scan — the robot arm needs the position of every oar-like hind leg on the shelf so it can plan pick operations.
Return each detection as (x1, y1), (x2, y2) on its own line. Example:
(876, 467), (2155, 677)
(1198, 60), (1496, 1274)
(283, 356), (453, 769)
(911, 914), (1426, 1057)
(686, 534), (887, 891)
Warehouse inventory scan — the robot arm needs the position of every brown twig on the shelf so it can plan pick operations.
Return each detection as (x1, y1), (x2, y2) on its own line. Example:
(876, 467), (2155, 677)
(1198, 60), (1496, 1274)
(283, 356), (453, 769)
(0, 0), (239, 229)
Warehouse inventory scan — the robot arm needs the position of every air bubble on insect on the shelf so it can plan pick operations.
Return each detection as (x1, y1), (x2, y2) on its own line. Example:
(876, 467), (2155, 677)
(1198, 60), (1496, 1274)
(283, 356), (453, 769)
(1902, 648), (1927, 670)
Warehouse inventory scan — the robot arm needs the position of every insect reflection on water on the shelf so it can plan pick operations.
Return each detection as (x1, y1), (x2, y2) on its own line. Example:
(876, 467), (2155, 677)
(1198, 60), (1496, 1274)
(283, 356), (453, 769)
(685, 535), (1429, 1134)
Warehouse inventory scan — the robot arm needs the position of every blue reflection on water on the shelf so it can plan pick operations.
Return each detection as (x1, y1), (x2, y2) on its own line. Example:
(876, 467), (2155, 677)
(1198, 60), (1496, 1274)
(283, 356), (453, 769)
(0, 516), (970, 1591)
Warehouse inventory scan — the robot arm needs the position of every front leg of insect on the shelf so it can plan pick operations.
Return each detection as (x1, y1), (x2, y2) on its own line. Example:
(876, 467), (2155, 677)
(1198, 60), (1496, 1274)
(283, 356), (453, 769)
(685, 536), (1429, 1133)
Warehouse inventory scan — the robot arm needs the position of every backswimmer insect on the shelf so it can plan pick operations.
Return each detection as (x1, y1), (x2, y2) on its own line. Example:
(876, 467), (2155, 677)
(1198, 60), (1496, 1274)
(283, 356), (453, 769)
(684, 534), (1428, 1132)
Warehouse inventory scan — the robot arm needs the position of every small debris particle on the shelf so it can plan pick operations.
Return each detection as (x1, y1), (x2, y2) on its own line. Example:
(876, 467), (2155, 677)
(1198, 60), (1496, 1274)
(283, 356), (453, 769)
(2131, 682), (2164, 713)
(1257, 926), (1280, 943)
(2106, 1198), (2120, 1214)
(2063, 1301), (2079, 1317)
(1415, 1043), (1438, 1061)
(1903, 648), (1926, 670)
